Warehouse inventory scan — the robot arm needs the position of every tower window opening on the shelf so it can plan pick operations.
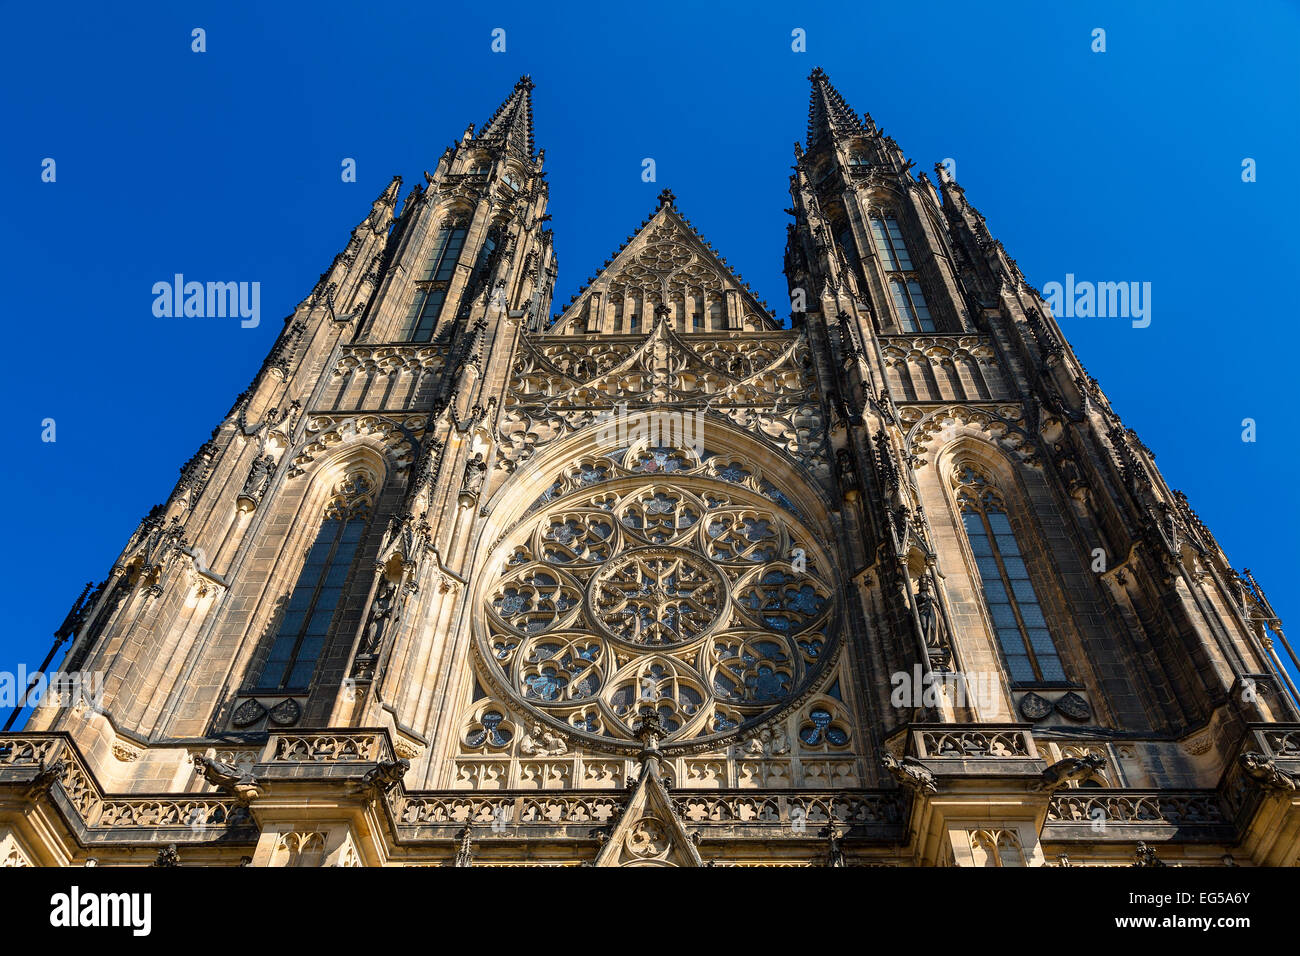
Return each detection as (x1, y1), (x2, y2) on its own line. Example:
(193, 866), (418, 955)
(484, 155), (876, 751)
(253, 477), (374, 692)
(402, 223), (467, 341)
(956, 465), (1066, 685)
(890, 278), (935, 333)
(870, 214), (913, 271)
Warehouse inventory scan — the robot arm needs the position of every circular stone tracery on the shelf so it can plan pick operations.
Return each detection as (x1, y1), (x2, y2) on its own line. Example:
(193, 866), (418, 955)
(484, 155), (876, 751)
(590, 546), (725, 647)
(478, 453), (838, 747)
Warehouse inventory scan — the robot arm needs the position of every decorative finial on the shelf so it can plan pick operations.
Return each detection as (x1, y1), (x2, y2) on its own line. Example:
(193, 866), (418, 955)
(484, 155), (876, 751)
(657, 188), (676, 209)
(633, 708), (667, 759)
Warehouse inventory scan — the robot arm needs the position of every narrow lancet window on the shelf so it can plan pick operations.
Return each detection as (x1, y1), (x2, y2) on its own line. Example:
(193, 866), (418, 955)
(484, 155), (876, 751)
(254, 475), (374, 691)
(403, 223), (467, 342)
(955, 465), (1065, 683)
(890, 278), (935, 333)
(871, 213), (935, 332)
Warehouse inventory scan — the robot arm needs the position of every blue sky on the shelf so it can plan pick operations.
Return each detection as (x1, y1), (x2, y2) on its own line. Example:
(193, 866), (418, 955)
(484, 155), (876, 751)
(2, 1), (1297, 701)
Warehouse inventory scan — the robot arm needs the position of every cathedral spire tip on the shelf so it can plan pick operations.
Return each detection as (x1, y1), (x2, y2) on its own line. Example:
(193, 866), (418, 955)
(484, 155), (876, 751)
(805, 67), (866, 150)
(477, 76), (537, 158)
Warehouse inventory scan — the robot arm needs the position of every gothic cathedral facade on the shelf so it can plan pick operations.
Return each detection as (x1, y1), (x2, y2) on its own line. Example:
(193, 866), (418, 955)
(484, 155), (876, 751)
(4, 71), (1298, 868)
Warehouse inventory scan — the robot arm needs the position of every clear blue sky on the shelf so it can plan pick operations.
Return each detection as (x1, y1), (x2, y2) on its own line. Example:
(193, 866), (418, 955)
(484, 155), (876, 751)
(2, 1), (1297, 700)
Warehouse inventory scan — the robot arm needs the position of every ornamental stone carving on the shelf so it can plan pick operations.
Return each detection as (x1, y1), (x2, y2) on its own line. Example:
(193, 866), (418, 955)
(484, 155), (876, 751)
(477, 446), (839, 749)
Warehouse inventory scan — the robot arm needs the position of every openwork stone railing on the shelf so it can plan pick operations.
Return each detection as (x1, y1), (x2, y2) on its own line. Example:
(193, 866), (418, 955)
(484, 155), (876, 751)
(0, 731), (398, 836)
(1249, 724), (1300, 758)
(0, 731), (915, 843)
(0, 734), (254, 837)
(9, 727), (1277, 854)
(910, 724), (1037, 759)
(266, 731), (392, 764)
(96, 799), (250, 829)
(385, 788), (907, 841)
(390, 792), (626, 828)
(1046, 791), (1228, 827)
(674, 791), (905, 827)
(0, 736), (62, 768)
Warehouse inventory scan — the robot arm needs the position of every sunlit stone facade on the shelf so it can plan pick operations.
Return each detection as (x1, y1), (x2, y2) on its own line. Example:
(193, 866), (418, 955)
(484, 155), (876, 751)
(3, 71), (1298, 867)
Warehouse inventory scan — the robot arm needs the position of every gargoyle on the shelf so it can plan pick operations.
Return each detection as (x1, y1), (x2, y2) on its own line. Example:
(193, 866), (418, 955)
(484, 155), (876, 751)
(192, 754), (262, 803)
(1239, 751), (1299, 791)
(822, 823), (846, 867)
(350, 757), (411, 797)
(1031, 753), (1106, 792)
(881, 752), (938, 794)
(25, 758), (67, 798)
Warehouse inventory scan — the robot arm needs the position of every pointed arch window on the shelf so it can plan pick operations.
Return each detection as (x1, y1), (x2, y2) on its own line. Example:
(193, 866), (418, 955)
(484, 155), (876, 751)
(871, 213), (935, 332)
(421, 222), (467, 283)
(836, 226), (858, 266)
(955, 465), (1066, 684)
(459, 227), (501, 320)
(870, 215), (912, 270)
(403, 221), (468, 342)
(405, 289), (447, 343)
(253, 476), (374, 692)
(890, 278), (935, 333)
(472, 231), (499, 282)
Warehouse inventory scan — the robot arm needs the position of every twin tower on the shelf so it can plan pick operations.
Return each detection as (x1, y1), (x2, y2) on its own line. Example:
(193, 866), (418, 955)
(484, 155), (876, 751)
(5, 72), (1297, 868)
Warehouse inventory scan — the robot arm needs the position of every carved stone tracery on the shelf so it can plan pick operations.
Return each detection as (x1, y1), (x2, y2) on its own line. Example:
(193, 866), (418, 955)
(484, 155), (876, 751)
(477, 450), (840, 751)
(499, 323), (830, 480)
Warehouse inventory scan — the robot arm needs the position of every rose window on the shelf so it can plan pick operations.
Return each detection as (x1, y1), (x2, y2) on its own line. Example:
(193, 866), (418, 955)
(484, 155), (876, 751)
(592, 547), (725, 646)
(479, 450), (838, 746)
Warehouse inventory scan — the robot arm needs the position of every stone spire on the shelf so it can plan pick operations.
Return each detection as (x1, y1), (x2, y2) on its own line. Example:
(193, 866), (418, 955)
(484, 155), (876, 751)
(476, 75), (536, 159)
(806, 66), (870, 149)
(367, 175), (403, 223)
